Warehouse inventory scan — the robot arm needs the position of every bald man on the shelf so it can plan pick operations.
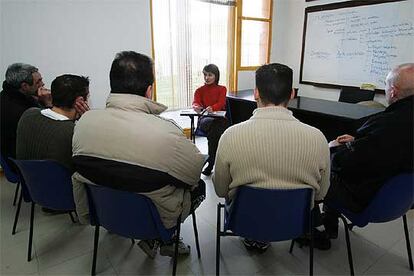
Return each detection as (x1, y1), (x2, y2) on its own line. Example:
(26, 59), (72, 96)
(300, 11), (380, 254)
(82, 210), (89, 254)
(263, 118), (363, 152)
(323, 63), (414, 239)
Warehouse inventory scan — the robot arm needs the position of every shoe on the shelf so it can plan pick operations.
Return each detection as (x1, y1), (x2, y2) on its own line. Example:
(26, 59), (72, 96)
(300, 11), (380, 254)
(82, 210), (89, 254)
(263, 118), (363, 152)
(159, 239), (191, 257)
(294, 229), (331, 250)
(138, 239), (159, 259)
(242, 238), (270, 253)
(322, 213), (339, 239)
(201, 165), (213, 176)
(41, 207), (70, 215)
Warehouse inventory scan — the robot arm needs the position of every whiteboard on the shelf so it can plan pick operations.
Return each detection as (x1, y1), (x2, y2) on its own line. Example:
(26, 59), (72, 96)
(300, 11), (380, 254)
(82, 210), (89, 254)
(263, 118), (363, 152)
(300, 0), (414, 90)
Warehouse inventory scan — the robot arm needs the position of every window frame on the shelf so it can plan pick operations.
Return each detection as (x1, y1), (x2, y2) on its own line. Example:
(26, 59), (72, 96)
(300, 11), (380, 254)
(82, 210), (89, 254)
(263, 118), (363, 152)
(230, 0), (273, 92)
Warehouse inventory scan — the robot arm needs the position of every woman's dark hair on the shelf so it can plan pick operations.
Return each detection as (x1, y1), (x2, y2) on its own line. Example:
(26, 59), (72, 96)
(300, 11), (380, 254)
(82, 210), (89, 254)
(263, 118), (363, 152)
(109, 51), (154, 96)
(51, 74), (89, 108)
(203, 64), (220, 85)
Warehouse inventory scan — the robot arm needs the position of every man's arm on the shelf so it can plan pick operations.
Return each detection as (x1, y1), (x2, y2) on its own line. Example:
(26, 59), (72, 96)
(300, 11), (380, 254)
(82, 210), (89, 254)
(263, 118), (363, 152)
(170, 134), (205, 187)
(212, 135), (231, 198)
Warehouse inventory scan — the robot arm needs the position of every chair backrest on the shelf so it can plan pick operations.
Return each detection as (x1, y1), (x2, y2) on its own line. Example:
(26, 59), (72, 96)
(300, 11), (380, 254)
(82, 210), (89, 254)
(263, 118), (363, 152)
(226, 97), (256, 125)
(11, 159), (75, 210)
(361, 173), (414, 224)
(0, 154), (19, 183)
(85, 184), (174, 242)
(225, 186), (313, 242)
(339, 87), (375, 104)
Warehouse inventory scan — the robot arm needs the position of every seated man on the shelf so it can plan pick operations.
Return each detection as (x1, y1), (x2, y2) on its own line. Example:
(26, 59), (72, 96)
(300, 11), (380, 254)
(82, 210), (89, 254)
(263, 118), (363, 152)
(1, 63), (52, 168)
(16, 74), (89, 170)
(16, 74), (89, 212)
(213, 63), (331, 251)
(72, 51), (205, 258)
(324, 63), (414, 238)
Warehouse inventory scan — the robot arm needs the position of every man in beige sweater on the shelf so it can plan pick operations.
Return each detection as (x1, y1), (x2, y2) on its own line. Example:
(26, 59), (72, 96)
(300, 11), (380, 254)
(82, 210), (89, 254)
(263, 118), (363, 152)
(213, 63), (330, 251)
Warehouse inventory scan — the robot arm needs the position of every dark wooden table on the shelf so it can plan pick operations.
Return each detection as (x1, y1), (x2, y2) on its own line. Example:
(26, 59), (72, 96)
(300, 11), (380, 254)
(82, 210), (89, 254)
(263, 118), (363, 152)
(227, 89), (385, 141)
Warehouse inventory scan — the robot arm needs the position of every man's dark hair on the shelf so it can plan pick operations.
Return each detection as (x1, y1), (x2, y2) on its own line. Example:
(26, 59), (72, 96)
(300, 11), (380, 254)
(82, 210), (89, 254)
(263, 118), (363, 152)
(51, 74), (89, 108)
(109, 51), (154, 96)
(255, 63), (293, 105)
(203, 64), (220, 84)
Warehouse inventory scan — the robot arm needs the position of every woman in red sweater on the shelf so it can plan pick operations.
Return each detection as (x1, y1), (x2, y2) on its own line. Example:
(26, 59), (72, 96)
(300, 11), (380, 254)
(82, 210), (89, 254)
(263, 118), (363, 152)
(192, 64), (227, 175)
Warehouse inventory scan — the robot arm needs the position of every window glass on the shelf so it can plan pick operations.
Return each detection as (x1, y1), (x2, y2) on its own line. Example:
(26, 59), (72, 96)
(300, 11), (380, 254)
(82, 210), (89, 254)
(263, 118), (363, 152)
(240, 20), (269, 67)
(242, 0), (271, 19)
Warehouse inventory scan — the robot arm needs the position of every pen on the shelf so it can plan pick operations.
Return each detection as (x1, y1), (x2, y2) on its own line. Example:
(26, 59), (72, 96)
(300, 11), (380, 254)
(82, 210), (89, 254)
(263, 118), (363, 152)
(200, 108), (208, 115)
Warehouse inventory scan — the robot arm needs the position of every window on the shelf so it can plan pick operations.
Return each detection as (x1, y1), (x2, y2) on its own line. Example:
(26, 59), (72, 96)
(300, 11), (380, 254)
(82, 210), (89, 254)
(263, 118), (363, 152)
(240, 0), (272, 67)
(230, 0), (272, 91)
(151, 0), (234, 109)
(151, 0), (272, 108)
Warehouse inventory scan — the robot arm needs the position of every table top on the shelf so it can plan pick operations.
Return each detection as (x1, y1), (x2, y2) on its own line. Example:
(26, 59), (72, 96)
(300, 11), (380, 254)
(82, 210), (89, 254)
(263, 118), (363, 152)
(180, 109), (226, 118)
(227, 89), (385, 120)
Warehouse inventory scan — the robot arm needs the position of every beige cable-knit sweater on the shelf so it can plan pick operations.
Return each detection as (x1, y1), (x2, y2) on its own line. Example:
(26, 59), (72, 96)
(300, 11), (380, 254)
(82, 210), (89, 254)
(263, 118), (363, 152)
(213, 106), (330, 202)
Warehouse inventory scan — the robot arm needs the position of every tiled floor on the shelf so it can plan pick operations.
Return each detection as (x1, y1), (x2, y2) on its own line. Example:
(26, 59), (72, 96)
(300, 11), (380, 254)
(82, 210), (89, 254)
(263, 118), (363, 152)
(1, 137), (413, 275)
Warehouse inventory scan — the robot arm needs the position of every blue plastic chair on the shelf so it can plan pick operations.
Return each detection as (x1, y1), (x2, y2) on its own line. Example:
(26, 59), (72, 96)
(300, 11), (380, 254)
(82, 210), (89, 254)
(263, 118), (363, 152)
(333, 173), (414, 275)
(0, 154), (21, 206)
(11, 159), (77, 262)
(216, 186), (314, 275)
(85, 184), (201, 276)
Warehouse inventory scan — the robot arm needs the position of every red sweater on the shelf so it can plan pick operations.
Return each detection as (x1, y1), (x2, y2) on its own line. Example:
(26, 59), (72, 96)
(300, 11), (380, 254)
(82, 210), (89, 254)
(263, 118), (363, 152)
(192, 84), (227, 111)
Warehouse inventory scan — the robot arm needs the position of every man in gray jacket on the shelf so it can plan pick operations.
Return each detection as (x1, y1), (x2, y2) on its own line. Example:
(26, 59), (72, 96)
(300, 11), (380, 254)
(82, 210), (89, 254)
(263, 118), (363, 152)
(72, 51), (205, 258)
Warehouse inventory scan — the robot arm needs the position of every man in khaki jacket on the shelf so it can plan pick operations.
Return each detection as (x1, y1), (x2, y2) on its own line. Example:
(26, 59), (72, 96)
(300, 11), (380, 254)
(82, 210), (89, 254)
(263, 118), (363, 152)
(72, 51), (205, 258)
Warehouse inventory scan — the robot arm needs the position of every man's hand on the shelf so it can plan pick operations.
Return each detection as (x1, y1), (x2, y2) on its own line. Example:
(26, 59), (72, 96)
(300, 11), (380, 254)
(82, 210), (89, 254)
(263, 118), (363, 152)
(336, 134), (355, 144)
(329, 134), (355, 148)
(37, 87), (52, 107)
(74, 97), (90, 119)
(205, 106), (213, 113)
(328, 139), (341, 148)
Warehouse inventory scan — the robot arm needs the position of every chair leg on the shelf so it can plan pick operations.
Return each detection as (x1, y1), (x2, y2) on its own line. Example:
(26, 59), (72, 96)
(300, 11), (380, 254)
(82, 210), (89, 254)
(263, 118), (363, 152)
(172, 215), (182, 276)
(27, 202), (35, 262)
(68, 212), (76, 223)
(12, 182), (20, 206)
(91, 225), (100, 276)
(216, 203), (222, 276)
(191, 210), (201, 259)
(340, 215), (354, 276)
(12, 189), (23, 235)
(402, 215), (413, 271)
(289, 240), (295, 253)
(309, 216), (314, 276)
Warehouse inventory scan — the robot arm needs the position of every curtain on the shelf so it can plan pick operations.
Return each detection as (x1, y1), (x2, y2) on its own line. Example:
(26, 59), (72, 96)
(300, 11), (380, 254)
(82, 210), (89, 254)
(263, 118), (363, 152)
(152, 0), (232, 109)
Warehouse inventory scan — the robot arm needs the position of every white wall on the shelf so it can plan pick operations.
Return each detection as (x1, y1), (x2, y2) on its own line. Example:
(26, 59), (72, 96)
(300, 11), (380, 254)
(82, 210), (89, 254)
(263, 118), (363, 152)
(271, 0), (386, 104)
(237, 71), (255, 91)
(1, 0), (387, 106)
(0, 0), (152, 108)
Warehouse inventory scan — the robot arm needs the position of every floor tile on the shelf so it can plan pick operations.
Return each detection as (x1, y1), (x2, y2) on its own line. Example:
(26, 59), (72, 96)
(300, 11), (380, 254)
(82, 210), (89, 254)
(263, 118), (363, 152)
(39, 251), (116, 276)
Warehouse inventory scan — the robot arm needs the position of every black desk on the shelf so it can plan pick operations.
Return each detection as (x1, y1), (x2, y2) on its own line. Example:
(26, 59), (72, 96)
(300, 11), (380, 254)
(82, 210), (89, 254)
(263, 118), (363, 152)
(227, 90), (385, 141)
